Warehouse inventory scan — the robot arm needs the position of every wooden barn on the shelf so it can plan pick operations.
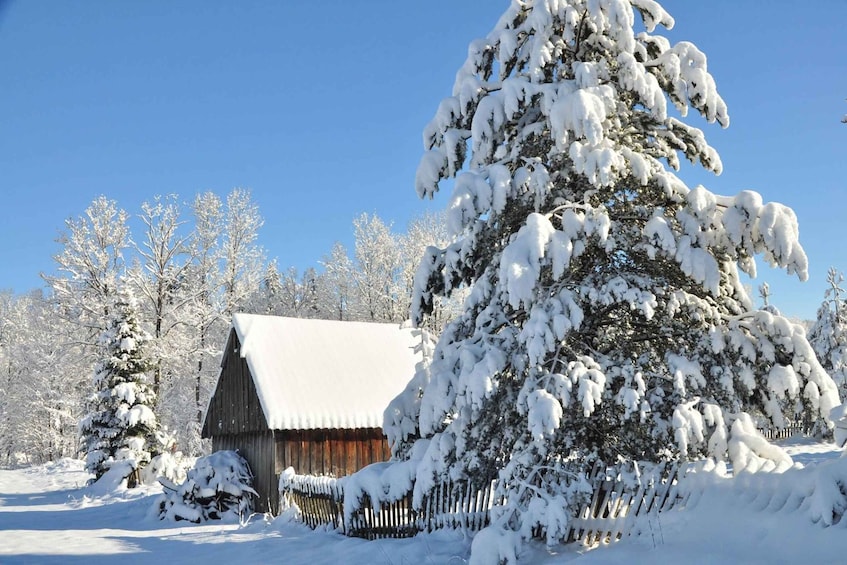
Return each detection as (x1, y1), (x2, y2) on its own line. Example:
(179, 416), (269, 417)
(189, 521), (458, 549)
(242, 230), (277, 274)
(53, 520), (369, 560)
(201, 314), (423, 514)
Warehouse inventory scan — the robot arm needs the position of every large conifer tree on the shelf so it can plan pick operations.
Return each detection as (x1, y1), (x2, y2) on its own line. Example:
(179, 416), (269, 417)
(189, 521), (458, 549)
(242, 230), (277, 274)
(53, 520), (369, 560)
(80, 290), (161, 483)
(387, 0), (840, 548)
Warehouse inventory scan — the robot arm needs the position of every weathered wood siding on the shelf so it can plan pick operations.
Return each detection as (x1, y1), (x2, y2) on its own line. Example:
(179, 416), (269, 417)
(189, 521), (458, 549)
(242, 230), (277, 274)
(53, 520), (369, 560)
(213, 431), (278, 514)
(275, 428), (391, 477)
(203, 329), (278, 513)
(202, 331), (268, 437)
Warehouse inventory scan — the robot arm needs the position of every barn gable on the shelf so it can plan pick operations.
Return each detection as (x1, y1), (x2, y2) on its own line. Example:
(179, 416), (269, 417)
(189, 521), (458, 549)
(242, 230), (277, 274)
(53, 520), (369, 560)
(201, 330), (269, 437)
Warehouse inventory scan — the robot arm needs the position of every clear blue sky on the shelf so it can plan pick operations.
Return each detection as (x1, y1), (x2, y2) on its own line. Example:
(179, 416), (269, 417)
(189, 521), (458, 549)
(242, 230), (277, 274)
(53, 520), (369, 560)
(1, 0), (845, 320)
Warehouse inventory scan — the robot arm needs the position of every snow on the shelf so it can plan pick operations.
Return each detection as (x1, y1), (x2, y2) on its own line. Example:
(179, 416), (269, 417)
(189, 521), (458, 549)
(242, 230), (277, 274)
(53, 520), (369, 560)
(527, 389), (564, 440)
(500, 213), (556, 310)
(156, 451), (255, 523)
(4, 439), (847, 563)
(727, 415), (793, 474)
(0, 458), (470, 564)
(227, 314), (424, 430)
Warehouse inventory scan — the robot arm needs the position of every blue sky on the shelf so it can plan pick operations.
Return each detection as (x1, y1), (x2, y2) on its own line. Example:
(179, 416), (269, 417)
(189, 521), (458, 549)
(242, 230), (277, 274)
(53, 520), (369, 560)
(1, 0), (845, 320)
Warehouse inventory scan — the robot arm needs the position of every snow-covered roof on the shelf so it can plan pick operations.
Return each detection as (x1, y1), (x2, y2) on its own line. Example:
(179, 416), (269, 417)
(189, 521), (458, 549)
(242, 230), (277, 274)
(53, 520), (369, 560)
(228, 314), (422, 431)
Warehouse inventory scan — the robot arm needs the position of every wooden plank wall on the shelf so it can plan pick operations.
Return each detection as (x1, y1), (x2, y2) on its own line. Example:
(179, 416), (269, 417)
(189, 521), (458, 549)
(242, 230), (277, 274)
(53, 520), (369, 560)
(213, 431), (278, 514)
(275, 428), (391, 477)
(202, 331), (268, 437)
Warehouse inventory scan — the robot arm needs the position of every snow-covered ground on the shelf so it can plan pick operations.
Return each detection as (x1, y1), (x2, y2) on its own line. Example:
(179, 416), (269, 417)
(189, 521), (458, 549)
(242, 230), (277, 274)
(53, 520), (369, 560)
(2, 439), (846, 564)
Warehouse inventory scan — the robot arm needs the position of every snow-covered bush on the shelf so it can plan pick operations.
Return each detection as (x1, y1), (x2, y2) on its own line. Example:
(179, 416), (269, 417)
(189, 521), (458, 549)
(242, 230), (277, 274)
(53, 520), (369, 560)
(79, 289), (164, 484)
(155, 450), (256, 523)
(390, 0), (841, 560)
(142, 449), (193, 486)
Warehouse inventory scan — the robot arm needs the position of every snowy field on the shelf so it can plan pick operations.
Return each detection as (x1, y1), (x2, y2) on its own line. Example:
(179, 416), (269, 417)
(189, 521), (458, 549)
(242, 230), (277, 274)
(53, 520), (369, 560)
(2, 439), (847, 565)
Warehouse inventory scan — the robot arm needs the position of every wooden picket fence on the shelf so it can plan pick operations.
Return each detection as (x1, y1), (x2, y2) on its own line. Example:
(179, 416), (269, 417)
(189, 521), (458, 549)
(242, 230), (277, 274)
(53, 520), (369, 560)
(758, 421), (812, 441)
(280, 461), (683, 544)
(417, 478), (498, 535)
(346, 491), (420, 539)
(566, 461), (681, 545)
(282, 475), (344, 530)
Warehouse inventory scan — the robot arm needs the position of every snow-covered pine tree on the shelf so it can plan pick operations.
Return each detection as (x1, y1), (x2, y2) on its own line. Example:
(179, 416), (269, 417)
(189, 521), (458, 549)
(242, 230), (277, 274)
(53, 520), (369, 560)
(390, 0), (840, 550)
(79, 288), (162, 485)
(809, 268), (847, 394)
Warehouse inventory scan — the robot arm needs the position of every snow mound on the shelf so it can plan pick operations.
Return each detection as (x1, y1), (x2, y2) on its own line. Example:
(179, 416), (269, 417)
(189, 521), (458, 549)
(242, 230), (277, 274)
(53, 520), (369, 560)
(154, 450), (257, 523)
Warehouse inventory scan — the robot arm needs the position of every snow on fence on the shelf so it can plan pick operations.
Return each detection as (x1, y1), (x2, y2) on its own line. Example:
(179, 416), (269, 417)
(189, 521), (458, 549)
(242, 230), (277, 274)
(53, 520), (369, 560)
(757, 421), (813, 441)
(280, 461), (683, 544)
(281, 473), (344, 530)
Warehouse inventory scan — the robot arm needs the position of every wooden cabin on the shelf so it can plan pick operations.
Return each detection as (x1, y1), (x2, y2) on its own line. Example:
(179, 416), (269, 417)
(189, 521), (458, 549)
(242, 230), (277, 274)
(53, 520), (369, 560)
(201, 314), (423, 514)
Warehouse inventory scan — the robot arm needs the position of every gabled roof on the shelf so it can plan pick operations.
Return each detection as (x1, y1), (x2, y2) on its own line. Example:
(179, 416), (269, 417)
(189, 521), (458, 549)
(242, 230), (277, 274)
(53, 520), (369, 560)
(227, 314), (423, 431)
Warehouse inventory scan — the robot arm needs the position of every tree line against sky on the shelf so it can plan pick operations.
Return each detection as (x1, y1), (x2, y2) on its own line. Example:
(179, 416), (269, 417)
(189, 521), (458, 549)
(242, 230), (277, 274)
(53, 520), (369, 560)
(0, 189), (461, 465)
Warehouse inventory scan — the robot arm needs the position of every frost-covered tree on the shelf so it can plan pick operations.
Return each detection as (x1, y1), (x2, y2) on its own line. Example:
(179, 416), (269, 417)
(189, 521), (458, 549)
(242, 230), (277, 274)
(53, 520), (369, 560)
(758, 282), (780, 315)
(254, 260), (284, 315)
(351, 213), (405, 322)
(80, 289), (162, 484)
(127, 194), (193, 396)
(44, 196), (130, 358)
(0, 291), (81, 464)
(391, 0), (839, 551)
(260, 266), (321, 318)
(220, 188), (265, 318)
(177, 191), (227, 449)
(400, 211), (468, 334)
(320, 211), (464, 326)
(809, 268), (847, 394)
(319, 242), (355, 321)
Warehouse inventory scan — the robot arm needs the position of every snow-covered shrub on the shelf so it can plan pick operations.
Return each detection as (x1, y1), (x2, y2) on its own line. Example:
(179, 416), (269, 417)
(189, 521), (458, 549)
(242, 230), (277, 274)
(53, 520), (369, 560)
(155, 450), (256, 522)
(140, 428), (193, 485)
(85, 459), (137, 496)
(469, 525), (519, 565)
(142, 450), (193, 486)
(391, 0), (841, 561)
